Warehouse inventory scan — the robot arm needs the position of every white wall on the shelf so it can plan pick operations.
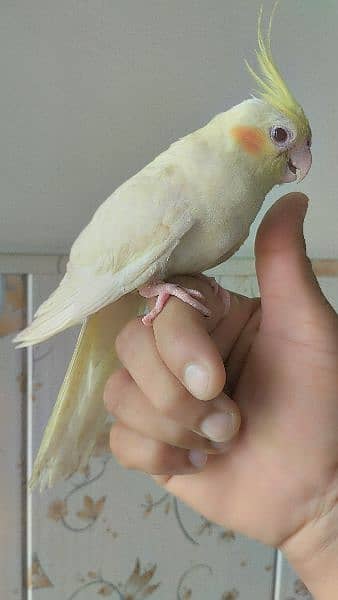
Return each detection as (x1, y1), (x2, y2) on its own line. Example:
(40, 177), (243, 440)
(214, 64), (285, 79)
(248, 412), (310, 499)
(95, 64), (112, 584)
(1, 0), (337, 257)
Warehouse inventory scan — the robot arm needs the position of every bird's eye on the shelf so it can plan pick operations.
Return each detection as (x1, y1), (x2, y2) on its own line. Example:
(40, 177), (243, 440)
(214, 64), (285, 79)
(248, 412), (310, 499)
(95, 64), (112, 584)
(271, 126), (289, 144)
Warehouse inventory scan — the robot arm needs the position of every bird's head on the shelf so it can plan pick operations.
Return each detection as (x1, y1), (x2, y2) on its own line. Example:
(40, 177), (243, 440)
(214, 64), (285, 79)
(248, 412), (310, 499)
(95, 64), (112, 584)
(230, 7), (312, 185)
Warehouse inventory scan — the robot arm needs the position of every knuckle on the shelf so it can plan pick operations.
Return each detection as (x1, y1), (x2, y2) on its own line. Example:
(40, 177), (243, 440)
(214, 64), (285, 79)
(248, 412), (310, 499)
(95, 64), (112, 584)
(110, 430), (179, 474)
(103, 376), (115, 410)
(115, 318), (142, 360)
(149, 443), (179, 473)
(109, 424), (119, 454)
(147, 443), (173, 473)
(116, 454), (136, 470)
(171, 428), (203, 450)
(171, 430), (189, 448)
(109, 426), (134, 469)
(109, 423), (122, 449)
(153, 386), (190, 420)
(116, 453), (136, 471)
(111, 367), (132, 391)
(103, 368), (131, 411)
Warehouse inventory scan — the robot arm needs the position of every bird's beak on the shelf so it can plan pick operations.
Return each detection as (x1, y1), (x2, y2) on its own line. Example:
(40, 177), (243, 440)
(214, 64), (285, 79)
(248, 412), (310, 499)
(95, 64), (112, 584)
(281, 142), (312, 183)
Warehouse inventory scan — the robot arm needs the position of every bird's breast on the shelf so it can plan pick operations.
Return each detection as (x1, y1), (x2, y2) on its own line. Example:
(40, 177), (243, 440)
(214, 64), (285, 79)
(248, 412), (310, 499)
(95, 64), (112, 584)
(166, 185), (264, 276)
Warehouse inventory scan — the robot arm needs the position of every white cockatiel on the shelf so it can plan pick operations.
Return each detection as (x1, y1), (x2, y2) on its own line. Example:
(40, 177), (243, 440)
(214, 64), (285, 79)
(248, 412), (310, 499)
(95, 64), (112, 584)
(14, 12), (312, 489)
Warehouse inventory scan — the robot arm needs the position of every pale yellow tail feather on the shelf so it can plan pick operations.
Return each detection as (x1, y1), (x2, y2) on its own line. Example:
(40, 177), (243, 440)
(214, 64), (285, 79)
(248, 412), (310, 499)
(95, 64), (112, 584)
(29, 293), (143, 490)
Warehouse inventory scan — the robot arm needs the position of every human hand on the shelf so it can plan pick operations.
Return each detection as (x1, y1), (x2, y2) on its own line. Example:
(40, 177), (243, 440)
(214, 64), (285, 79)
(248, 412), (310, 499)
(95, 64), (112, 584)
(104, 193), (338, 598)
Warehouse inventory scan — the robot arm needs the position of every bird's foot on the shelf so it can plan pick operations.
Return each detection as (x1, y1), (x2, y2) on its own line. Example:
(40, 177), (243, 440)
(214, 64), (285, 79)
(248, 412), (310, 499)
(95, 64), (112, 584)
(139, 282), (211, 326)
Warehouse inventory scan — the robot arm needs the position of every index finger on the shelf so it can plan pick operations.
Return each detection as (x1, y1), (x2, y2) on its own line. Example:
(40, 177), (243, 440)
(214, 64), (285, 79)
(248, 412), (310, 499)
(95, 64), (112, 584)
(148, 276), (230, 400)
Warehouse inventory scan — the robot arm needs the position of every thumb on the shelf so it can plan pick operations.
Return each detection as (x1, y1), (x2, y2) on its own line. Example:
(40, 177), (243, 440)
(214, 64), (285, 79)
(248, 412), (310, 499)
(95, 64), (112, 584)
(255, 193), (324, 324)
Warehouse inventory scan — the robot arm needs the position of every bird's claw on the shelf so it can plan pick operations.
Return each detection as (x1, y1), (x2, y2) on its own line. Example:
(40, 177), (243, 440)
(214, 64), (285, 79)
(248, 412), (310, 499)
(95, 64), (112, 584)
(139, 282), (211, 326)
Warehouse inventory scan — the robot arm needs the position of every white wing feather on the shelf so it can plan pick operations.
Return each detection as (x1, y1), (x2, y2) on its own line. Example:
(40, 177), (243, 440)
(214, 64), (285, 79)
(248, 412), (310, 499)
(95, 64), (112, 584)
(14, 161), (194, 347)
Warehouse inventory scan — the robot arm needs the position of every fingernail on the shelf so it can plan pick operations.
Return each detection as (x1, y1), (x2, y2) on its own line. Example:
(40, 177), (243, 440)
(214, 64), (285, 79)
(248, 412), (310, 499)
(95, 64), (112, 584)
(188, 449), (208, 469)
(210, 441), (231, 452)
(199, 411), (236, 442)
(184, 364), (209, 399)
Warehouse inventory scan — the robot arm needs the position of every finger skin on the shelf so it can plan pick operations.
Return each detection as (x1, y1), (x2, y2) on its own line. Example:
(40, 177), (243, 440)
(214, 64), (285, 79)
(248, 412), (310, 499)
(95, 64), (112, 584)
(211, 292), (260, 362)
(146, 275), (259, 400)
(114, 319), (240, 440)
(152, 195), (338, 546)
(255, 193), (321, 317)
(109, 422), (208, 475)
(255, 193), (337, 347)
(104, 368), (238, 449)
(225, 306), (261, 394)
(149, 275), (229, 401)
(106, 194), (338, 600)
(107, 275), (257, 479)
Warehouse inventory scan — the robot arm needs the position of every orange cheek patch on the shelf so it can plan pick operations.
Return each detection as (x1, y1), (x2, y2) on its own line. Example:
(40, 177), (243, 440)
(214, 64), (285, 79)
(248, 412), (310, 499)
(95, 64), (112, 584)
(231, 125), (265, 155)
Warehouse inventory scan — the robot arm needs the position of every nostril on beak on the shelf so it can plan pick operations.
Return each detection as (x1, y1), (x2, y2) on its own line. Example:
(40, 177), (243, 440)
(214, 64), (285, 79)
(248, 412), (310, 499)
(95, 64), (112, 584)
(288, 158), (297, 175)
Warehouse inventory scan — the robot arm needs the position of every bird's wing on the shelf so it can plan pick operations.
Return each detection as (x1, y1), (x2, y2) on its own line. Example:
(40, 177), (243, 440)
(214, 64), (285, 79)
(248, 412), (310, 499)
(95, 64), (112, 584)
(14, 166), (194, 347)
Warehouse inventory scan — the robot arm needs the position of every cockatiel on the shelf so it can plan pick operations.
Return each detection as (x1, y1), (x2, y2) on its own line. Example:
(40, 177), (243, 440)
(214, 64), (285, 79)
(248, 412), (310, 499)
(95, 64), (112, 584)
(14, 10), (312, 490)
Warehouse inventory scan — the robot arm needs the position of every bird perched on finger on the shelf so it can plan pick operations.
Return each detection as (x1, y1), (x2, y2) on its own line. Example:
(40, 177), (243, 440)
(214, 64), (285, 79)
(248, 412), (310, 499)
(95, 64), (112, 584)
(14, 7), (312, 490)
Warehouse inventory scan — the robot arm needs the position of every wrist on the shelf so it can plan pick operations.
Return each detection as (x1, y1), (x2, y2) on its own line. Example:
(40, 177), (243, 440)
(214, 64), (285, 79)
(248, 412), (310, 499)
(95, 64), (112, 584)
(280, 491), (338, 600)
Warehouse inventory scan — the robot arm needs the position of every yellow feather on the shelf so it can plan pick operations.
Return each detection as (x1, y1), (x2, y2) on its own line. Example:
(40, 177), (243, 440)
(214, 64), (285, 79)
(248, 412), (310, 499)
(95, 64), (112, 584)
(245, 3), (311, 140)
(29, 293), (143, 490)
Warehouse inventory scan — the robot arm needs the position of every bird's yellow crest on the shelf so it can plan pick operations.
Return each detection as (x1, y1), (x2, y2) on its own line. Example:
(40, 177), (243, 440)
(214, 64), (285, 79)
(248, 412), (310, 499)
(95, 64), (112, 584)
(246, 4), (311, 140)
